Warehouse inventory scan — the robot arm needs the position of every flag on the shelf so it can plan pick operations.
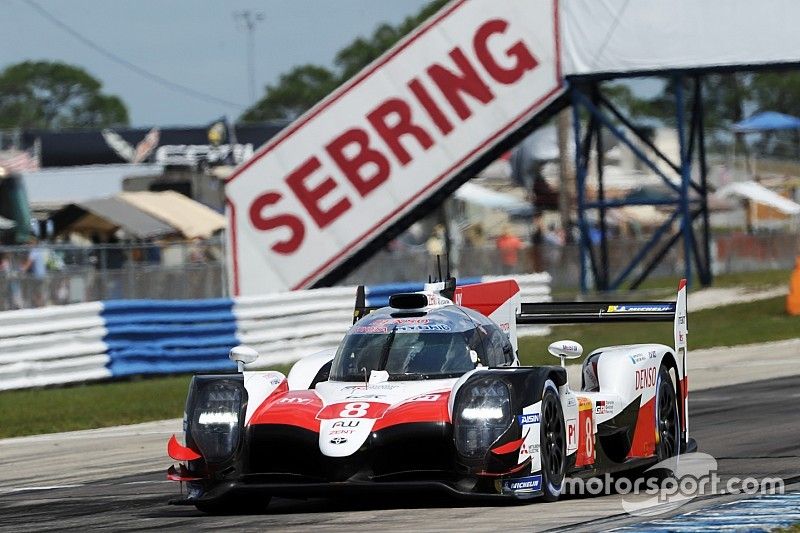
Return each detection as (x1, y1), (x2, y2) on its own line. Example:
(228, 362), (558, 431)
(0, 149), (40, 173)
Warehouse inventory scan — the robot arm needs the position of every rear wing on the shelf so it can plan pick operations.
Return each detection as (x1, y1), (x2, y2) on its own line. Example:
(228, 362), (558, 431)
(517, 301), (676, 324)
(518, 279), (689, 379)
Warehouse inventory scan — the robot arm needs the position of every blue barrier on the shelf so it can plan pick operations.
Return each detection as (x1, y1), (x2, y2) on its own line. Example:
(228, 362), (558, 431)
(101, 299), (238, 377)
(1, 274), (550, 389)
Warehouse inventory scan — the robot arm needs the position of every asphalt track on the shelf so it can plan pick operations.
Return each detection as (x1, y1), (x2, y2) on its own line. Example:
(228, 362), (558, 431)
(1, 372), (799, 532)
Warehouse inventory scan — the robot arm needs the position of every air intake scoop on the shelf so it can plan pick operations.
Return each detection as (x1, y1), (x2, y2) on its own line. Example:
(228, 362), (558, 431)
(389, 293), (429, 310)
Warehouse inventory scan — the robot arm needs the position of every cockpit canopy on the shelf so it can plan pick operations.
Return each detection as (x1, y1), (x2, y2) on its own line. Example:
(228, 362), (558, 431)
(330, 305), (514, 381)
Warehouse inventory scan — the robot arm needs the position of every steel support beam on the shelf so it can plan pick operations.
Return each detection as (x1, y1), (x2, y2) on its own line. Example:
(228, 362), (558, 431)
(569, 77), (712, 292)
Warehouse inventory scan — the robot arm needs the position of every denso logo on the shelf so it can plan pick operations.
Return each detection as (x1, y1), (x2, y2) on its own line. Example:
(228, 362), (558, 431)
(635, 367), (657, 390)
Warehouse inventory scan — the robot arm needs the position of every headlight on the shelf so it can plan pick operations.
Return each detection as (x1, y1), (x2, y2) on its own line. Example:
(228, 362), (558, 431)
(188, 379), (245, 463)
(454, 378), (511, 459)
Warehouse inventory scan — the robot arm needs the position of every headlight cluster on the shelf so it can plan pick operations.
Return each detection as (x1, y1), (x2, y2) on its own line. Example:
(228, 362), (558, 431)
(454, 378), (511, 459)
(188, 379), (245, 463)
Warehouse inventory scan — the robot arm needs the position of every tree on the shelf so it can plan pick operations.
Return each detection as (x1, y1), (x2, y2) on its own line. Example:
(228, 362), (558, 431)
(0, 61), (129, 130)
(241, 0), (448, 123)
(239, 64), (338, 122)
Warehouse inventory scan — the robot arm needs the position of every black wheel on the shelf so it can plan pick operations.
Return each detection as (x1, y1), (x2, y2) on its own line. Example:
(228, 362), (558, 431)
(540, 379), (566, 502)
(194, 494), (271, 515)
(655, 365), (680, 461)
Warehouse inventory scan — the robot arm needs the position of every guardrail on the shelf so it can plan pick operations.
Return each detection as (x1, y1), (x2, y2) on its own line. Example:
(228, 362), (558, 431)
(0, 274), (551, 390)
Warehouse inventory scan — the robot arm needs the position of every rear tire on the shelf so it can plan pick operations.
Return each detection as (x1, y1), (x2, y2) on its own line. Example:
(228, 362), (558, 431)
(655, 365), (680, 461)
(540, 379), (566, 502)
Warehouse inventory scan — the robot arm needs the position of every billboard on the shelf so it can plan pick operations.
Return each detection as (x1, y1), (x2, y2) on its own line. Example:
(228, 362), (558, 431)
(226, 0), (563, 295)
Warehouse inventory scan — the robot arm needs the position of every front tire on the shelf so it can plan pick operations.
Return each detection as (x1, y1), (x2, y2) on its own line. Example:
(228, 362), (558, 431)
(540, 379), (566, 502)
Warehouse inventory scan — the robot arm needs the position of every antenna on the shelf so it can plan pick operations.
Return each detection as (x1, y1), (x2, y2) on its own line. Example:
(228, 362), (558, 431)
(436, 255), (443, 283)
(445, 253), (451, 279)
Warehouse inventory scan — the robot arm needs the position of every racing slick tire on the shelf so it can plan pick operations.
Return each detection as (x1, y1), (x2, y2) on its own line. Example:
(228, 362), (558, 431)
(195, 494), (271, 515)
(655, 364), (680, 462)
(540, 379), (566, 502)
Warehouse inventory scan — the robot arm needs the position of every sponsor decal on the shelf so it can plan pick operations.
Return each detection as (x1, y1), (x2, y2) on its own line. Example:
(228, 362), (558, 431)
(353, 325), (389, 334)
(578, 397), (593, 411)
(345, 393), (386, 400)
(595, 400), (615, 415)
(629, 353), (647, 364)
(566, 396), (577, 408)
(567, 418), (577, 450)
(635, 366), (657, 390)
(410, 394), (442, 402)
(329, 437), (348, 445)
(606, 304), (673, 313)
(332, 420), (360, 428)
(328, 429), (355, 435)
(518, 413), (540, 425)
(343, 384), (398, 390)
(372, 318), (430, 325)
(278, 397), (312, 404)
(503, 475), (542, 493)
(395, 323), (452, 332)
(519, 442), (539, 460)
(498, 322), (510, 333)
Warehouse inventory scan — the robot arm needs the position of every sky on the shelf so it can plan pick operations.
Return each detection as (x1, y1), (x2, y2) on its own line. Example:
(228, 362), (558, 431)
(2, 0), (430, 128)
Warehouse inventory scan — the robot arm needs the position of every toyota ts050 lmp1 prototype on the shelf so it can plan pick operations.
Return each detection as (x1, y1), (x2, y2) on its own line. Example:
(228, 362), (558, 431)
(166, 277), (696, 513)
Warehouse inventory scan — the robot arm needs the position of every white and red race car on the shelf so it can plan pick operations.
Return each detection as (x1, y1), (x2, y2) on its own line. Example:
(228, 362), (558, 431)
(167, 277), (695, 513)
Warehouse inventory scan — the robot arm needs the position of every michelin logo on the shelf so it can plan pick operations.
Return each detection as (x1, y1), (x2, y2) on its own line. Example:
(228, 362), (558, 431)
(607, 304), (673, 313)
(503, 475), (542, 493)
(518, 413), (540, 425)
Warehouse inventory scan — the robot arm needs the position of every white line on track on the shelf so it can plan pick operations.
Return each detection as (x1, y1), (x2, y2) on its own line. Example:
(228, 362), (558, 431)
(0, 480), (170, 494)
(0, 484), (82, 494)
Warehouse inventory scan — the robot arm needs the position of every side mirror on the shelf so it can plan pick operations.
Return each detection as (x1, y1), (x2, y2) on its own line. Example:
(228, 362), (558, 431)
(548, 340), (583, 368)
(229, 345), (259, 372)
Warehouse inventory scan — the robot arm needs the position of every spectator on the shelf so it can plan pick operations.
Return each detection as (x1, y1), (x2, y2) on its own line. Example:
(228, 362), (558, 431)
(529, 213), (545, 272)
(0, 251), (21, 310)
(496, 224), (523, 275)
(21, 237), (49, 307)
(426, 224), (446, 260)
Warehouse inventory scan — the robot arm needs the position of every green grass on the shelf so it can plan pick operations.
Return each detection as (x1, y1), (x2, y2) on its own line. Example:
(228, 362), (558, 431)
(519, 296), (798, 367)
(0, 363), (293, 439)
(0, 275), (795, 439)
(0, 375), (192, 438)
(553, 269), (791, 298)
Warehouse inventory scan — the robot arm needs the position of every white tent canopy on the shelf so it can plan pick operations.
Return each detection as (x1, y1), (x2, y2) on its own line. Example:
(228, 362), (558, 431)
(454, 182), (531, 213)
(715, 181), (800, 215)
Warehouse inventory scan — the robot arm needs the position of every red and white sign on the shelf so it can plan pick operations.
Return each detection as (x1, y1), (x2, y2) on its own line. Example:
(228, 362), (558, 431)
(226, 0), (562, 295)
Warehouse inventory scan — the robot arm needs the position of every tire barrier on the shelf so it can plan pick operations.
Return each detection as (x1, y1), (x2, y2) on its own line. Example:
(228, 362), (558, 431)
(0, 274), (551, 390)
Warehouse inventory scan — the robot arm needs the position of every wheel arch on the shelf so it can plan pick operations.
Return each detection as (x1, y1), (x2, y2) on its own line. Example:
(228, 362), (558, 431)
(658, 350), (687, 440)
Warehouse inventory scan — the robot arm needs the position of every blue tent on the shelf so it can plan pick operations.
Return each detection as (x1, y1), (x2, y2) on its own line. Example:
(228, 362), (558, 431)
(732, 111), (800, 133)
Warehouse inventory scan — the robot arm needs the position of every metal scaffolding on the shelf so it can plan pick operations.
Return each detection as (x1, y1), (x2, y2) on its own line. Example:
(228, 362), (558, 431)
(569, 76), (712, 292)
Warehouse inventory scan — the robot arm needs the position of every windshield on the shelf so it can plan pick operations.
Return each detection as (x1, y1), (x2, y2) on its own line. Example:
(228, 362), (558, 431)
(330, 327), (478, 381)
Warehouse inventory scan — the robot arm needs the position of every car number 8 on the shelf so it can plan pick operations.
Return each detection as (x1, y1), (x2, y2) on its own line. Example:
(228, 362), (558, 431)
(584, 417), (593, 457)
(339, 402), (370, 418)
